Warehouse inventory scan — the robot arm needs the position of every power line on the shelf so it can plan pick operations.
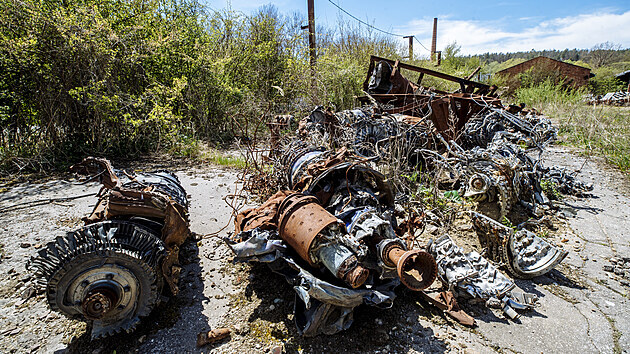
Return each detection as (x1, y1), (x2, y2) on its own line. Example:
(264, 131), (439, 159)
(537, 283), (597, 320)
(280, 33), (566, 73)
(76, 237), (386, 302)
(326, 0), (403, 37)
(326, 0), (432, 53)
(414, 36), (431, 53)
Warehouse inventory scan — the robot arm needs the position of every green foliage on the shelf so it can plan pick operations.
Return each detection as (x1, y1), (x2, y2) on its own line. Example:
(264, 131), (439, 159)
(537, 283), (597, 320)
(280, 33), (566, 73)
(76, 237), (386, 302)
(0, 0), (232, 168)
(540, 179), (562, 200)
(556, 106), (630, 172)
(474, 46), (630, 67)
(0, 1), (405, 171)
(443, 190), (461, 202)
(515, 79), (585, 108)
(588, 66), (626, 95)
(317, 52), (365, 109)
(403, 171), (462, 213)
(501, 216), (516, 230)
(317, 20), (401, 109)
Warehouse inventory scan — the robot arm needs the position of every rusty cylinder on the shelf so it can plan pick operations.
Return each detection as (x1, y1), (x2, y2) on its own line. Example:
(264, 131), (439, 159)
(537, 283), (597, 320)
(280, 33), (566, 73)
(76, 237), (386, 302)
(386, 246), (437, 291)
(278, 193), (369, 288)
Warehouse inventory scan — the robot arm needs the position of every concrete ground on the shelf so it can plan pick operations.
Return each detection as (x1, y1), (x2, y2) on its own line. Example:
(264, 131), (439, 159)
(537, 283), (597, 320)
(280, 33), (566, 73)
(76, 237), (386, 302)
(0, 147), (628, 353)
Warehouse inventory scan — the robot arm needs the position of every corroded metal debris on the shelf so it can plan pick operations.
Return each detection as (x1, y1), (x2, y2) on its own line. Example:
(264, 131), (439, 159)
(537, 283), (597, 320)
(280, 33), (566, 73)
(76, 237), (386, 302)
(229, 147), (438, 336)
(230, 55), (594, 335)
(197, 328), (231, 347)
(28, 157), (190, 339)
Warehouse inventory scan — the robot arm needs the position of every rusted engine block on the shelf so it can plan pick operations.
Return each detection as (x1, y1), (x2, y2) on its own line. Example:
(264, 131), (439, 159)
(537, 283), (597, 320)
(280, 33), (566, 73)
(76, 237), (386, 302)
(29, 157), (190, 339)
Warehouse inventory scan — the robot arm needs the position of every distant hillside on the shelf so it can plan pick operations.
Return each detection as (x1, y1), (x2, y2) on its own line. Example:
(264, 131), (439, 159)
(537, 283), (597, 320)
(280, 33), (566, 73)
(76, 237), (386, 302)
(471, 47), (630, 65)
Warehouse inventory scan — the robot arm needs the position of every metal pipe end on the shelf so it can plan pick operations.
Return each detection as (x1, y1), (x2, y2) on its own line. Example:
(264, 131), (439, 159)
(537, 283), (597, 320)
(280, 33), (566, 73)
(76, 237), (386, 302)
(396, 250), (438, 291)
(343, 265), (370, 289)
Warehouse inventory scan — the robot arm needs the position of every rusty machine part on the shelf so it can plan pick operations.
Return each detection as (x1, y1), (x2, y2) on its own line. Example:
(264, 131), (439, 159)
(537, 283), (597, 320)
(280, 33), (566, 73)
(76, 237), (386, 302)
(419, 290), (476, 327)
(305, 162), (395, 208)
(277, 194), (338, 262)
(381, 243), (437, 291)
(197, 328), (231, 347)
(277, 193), (369, 288)
(29, 157), (190, 339)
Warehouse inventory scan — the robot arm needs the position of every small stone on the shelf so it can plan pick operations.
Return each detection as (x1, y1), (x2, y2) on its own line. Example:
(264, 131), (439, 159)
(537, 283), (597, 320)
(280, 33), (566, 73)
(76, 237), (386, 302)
(269, 304), (275, 311)
(138, 335), (146, 343)
(620, 279), (630, 286)
(603, 265), (614, 272)
(270, 345), (283, 354)
(21, 285), (35, 300)
(373, 328), (389, 344)
(234, 323), (249, 335)
(375, 318), (383, 325)
(19, 242), (31, 248)
(273, 298), (283, 304)
(610, 257), (620, 264)
(614, 268), (625, 276)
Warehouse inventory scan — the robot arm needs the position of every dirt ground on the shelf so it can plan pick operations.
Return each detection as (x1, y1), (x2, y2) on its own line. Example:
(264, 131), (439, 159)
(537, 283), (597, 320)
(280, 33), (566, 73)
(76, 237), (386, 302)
(0, 147), (628, 353)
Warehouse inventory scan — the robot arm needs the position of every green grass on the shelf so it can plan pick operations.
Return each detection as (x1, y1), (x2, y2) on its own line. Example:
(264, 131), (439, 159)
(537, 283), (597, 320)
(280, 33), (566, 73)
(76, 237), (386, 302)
(201, 151), (247, 169)
(553, 105), (630, 172)
(514, 82), (630, 173)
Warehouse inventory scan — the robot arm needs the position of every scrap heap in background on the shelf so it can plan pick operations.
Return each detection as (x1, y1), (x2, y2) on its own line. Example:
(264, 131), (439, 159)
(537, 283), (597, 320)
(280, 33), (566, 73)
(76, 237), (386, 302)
(229, 57), (593, 336)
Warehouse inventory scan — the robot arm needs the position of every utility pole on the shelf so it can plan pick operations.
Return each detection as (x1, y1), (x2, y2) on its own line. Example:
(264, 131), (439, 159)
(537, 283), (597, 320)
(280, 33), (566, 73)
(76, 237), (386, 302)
(431, 17), (438, 61)
(403, 36), (414, 60)
(307, 0), (316, 69)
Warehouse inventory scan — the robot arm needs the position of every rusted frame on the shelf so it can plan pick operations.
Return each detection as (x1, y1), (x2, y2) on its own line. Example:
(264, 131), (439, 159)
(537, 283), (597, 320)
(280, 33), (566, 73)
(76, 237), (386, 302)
(363, 55), (491, 94)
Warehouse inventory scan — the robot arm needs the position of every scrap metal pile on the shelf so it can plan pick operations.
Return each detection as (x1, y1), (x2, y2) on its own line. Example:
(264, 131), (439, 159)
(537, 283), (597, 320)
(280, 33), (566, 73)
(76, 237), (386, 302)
(28, 157), (190, 338)
(586, 91), (630, 106)
(229, 57), (593, 336)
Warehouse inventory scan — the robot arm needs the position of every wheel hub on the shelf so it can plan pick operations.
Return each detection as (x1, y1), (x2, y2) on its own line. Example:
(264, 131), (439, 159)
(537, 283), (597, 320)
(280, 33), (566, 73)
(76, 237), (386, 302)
(66, 265), (139, 322)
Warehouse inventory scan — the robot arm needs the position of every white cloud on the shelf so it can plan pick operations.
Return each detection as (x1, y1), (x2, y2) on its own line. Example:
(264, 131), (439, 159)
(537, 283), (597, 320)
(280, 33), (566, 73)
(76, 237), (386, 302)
(396, 10), (630, 55)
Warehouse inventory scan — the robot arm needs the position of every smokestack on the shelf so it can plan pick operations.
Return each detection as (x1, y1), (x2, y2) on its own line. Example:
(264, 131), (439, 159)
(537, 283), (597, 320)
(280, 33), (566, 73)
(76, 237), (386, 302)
(431, 18), (438, 61)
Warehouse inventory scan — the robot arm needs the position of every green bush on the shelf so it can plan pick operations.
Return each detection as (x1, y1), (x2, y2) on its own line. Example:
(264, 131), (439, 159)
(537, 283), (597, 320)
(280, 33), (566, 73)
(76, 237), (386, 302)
(588, 66), (626, 95)
(515, 79), (585, 108)
(0, 1), (405, 172)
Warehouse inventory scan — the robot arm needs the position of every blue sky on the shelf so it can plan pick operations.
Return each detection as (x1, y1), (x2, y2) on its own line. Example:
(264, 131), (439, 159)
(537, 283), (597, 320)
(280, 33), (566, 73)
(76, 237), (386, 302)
(208, 0), (630, 56)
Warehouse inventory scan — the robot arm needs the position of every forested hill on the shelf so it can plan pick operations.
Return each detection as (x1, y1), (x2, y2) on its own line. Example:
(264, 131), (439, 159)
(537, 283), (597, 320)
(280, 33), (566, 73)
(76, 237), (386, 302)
(472, 45), (629, 64)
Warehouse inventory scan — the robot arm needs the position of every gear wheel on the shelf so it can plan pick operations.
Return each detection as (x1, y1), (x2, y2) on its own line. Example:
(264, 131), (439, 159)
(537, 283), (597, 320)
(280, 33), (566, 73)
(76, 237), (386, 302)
(28, 220), (166, 339)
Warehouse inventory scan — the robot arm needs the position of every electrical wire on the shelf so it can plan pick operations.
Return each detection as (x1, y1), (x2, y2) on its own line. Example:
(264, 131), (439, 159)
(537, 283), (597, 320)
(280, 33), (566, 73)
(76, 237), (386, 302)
(414, 36), (431, 53)
(326, 0), (431, 53)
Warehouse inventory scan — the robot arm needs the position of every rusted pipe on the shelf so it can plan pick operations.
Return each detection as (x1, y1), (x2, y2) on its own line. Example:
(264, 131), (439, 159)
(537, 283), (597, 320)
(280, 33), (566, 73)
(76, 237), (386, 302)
(278, 193), (369, 288)
(336, 254), (370, 289)
(197, 328), (231, 347)
(384, 245), (437, 291)
(277, 194), (337, 263)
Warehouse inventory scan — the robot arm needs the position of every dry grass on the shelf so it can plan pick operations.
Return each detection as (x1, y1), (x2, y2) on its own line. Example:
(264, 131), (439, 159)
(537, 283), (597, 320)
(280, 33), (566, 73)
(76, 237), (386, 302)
(545, 103), (630, 172)
(515, 81), (629, 172)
